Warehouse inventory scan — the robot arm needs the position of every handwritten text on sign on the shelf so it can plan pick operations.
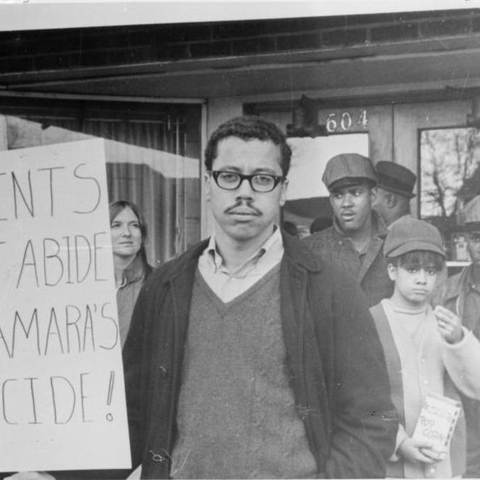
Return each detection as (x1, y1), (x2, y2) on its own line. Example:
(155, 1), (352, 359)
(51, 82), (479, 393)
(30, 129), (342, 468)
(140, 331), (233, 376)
(0, 139), (131, 472)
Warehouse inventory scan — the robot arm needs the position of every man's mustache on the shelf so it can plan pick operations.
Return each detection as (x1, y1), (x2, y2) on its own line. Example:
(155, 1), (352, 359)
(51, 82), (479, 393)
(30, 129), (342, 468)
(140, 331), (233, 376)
(224, 200), (262, 216)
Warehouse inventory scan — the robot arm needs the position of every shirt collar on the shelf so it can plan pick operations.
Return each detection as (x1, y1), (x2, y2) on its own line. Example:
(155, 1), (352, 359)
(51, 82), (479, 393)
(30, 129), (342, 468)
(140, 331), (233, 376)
(464, 265), (480, 292)
(204, 226), (283, 276)
(117, 254), (148, 289)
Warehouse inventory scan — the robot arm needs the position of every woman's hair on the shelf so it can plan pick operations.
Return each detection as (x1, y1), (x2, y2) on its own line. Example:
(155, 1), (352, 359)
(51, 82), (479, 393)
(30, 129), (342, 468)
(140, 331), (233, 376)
(387, 250), (444, 272)
(109, 200), (149, 265)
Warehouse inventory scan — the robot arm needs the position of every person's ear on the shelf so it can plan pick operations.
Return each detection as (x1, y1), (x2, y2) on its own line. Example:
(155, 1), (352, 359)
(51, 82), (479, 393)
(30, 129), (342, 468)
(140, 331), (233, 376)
(387, 192), (397, 208)
(279, 178), (289, 207)
(369, 186), (378, 204)
(205, 172), (212, 202)
(329, 193), (335, 208)
(387, 262), (397, 281)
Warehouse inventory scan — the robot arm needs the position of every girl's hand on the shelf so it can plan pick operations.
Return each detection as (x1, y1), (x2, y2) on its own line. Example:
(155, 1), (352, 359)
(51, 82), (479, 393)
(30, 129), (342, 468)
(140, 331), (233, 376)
(398, 437), (443, 464)
(434, 305), (463, 344)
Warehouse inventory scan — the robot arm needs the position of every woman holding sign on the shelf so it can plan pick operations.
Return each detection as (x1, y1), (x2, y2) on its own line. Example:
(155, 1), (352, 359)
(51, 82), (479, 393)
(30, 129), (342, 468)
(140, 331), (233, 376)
(110, 200), (153, 347)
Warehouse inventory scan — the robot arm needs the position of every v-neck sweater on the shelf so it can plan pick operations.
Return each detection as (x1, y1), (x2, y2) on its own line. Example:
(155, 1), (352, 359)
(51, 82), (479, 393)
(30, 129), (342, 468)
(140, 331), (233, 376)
(170, 264), (317, 479)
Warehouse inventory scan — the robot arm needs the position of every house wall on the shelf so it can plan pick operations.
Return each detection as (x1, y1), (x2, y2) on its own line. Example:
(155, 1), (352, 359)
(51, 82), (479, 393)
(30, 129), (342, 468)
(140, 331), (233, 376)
(199, 94), (476, 237)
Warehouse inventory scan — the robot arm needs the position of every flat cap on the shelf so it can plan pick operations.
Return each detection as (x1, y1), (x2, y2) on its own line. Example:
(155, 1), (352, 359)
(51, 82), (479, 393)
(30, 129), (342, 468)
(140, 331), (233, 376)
(376, 161), (416, 199)
(384, 216), (445, 258)
(322, 153), (377, 191)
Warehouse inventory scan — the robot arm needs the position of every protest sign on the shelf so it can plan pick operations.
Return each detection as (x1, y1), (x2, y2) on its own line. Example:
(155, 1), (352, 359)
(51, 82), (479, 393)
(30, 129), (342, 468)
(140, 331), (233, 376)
(0, 139), (131, 472)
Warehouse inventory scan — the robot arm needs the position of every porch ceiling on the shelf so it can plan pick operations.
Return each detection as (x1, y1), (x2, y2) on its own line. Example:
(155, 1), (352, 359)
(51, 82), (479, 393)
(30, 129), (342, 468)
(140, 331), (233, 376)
(1, 11), (480, 103)
(2, 42), (480, 102)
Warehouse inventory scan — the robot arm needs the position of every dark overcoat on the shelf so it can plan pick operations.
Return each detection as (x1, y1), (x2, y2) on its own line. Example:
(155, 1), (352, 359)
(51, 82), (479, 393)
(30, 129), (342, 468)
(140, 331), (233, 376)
(122, 233), (398, 479)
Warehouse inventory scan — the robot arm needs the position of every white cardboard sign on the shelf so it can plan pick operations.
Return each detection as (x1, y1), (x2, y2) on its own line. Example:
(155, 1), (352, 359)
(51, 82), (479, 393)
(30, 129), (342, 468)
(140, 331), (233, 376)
(0, 139), (131, 472)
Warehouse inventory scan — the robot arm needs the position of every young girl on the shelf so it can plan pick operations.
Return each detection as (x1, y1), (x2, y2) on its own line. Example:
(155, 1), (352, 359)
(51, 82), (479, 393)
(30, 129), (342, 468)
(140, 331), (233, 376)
(370, 216), (480, 478)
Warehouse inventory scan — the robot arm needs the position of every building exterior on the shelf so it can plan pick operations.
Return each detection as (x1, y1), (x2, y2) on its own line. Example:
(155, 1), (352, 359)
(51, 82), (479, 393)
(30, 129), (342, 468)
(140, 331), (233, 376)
(1, 7), (480, 267)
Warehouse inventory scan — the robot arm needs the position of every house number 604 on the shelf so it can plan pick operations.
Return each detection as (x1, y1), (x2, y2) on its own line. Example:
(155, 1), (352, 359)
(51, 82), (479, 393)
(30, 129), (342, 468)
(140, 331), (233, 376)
(326, 110), (368, 133)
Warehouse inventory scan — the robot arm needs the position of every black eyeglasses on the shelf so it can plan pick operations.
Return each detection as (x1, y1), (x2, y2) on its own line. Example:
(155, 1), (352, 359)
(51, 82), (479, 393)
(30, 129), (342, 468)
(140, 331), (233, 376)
(211, 170), (285, 193)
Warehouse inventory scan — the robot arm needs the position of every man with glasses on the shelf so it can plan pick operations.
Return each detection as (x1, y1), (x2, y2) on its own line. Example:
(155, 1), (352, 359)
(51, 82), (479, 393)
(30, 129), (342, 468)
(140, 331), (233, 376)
(437, 194), (480, 478)
(117, 116), (397, 479)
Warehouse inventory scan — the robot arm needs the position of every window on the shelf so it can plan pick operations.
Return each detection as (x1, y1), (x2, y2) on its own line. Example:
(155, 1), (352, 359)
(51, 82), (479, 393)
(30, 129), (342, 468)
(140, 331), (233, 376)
(420, 127), (480, 264)
(0, 97), (202, 265)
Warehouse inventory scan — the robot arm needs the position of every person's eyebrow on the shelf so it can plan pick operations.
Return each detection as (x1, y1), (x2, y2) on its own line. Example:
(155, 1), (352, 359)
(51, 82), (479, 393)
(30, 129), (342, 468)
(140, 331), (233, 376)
(216, 166), (280, 175)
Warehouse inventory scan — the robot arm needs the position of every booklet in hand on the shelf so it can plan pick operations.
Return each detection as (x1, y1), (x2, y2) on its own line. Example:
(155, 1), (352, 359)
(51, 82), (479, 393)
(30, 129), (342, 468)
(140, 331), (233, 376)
(413, 393), (462, 456)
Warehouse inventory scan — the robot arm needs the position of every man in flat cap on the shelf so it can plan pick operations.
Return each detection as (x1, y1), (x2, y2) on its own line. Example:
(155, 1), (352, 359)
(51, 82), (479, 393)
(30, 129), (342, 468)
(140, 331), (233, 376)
(303, 153), (393, 306)
(436, 195), (480, 478)
(373, 161), (417, 227)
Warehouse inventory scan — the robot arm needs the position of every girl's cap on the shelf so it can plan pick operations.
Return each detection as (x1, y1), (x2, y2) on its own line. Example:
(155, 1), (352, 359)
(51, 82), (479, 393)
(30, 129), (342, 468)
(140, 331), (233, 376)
(384, 216), (445, 258)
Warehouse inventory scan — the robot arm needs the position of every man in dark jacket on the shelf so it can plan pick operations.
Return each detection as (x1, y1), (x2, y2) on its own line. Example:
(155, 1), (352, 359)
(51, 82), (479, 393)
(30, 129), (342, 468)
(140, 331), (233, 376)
(303, 153), (393, 307)
(121, 116), (397, 479)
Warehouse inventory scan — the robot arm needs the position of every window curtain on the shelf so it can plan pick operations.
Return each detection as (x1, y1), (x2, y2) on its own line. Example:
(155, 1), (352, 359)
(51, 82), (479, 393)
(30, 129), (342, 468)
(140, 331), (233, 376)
(4, 113), (201, 267)
(82, 117), (199, 266)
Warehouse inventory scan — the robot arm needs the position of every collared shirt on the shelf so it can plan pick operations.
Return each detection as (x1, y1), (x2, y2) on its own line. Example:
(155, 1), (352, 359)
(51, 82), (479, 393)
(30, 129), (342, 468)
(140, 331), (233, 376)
(198, 227), (284, 302)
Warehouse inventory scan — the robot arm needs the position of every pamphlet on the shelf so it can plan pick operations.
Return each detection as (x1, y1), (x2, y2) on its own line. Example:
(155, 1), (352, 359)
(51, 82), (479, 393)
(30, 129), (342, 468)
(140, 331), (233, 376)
(413, 393), (462, 455)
